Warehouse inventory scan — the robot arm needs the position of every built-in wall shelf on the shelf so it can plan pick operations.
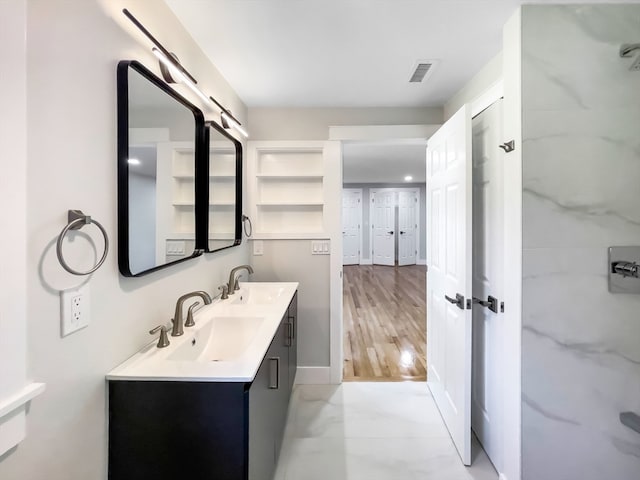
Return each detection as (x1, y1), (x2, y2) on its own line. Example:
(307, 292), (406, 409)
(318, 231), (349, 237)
(256, 202), (324, 207)
(256, 174), (324, 179)
(249, 233), (331, 240)
(248, 141), (328, 239)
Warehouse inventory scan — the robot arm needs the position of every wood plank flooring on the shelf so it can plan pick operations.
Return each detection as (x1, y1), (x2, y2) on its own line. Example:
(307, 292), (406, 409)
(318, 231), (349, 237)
(343, 264), (427, 382)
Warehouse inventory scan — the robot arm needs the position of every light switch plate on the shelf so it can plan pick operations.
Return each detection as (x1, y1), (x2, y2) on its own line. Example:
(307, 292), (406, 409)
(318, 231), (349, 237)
(253, 240), (264, 256)
(166, 241), (186, 256)
(311, 240), (330, 255)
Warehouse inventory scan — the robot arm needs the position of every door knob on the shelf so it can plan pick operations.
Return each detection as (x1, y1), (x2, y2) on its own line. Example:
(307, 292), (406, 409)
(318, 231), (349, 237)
(445, 293), (465, 310)
(387, 231), (394, 235)
(472, 295), (499, 314)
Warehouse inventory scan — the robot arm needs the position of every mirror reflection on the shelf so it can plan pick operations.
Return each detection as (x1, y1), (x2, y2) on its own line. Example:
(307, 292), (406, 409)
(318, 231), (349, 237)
(118, 61), (203, 276)
(206, 122), (242, 252)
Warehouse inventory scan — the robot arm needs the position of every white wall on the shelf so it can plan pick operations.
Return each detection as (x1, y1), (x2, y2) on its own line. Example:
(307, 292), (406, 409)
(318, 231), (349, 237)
(443, 52), (502, 121)
(0, 1), (248, 479)
(249, 107), (443, 140)
(251, 241), (330, 366)
(0, 0), (29, 458)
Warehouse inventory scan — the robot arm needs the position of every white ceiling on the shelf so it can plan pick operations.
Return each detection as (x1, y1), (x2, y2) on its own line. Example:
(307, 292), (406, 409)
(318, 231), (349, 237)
(343, 140), (427, 184)
(166, 0), (638, 108)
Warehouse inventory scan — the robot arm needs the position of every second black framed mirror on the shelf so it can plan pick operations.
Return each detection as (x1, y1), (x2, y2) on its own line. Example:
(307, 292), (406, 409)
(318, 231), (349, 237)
(200, 120), (242, 253)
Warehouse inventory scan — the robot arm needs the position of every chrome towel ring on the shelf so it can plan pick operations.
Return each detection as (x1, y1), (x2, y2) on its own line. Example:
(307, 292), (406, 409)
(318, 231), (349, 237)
(56, 210), (109, 276)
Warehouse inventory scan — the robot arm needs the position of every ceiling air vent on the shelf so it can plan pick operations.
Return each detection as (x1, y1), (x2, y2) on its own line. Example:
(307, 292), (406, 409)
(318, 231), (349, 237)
(409, 61), (437, 83)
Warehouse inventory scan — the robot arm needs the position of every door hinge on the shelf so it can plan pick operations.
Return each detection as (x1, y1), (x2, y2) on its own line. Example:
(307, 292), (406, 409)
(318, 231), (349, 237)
(500, 301), (505, 313)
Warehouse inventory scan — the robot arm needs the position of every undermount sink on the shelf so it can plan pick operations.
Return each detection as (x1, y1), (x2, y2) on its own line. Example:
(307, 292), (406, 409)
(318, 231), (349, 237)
(229, 283), (287, 305)
(169, 316), (264, 362)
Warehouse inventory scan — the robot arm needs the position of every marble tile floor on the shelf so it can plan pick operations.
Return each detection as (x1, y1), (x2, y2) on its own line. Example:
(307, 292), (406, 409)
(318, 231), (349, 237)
(274, 382), (498, 480)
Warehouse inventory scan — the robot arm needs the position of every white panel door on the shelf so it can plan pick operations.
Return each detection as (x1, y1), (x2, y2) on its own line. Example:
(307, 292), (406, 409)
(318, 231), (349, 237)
(342, 189), (362, 265)
(471, 100), (504, 472)
(398, 191), (417, 266)
(426, 104), (473, 465)
(372, 191), (395, 266)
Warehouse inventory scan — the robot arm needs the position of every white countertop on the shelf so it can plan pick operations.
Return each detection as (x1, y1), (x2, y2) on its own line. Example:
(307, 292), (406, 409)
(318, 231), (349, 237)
(106, 282), (298, 383)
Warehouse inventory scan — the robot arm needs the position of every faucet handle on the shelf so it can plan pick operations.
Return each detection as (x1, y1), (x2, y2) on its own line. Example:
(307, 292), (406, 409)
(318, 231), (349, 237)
(234, 276), (241, 292)
(185, 301), (200, 327)
(218, 284), (229, 300)
(149, 325), (170, 348)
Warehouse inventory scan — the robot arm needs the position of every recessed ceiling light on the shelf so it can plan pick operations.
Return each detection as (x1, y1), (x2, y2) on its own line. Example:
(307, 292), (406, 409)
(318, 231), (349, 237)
(128, 158), (141, 165)
(404, 175), (413, 181)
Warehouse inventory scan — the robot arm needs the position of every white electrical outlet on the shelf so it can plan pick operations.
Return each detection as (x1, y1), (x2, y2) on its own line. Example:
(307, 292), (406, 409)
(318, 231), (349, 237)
(60, 284), (90, 337)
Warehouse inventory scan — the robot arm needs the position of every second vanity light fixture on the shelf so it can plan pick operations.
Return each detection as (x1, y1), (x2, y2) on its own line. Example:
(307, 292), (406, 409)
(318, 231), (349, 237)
(124, 8), (249, 138)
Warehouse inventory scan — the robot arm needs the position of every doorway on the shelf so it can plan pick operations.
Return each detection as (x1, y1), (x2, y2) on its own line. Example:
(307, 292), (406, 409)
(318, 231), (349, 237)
(340, 138), (428, 382)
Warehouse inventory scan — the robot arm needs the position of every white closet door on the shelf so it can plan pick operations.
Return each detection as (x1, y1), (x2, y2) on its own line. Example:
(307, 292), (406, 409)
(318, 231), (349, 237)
(471, 100), (504, 472)
(342, 189), (361, 265)
(372, 190), (395, 266)
(426, 104), (473, 465)
(398, 190), (417, 266)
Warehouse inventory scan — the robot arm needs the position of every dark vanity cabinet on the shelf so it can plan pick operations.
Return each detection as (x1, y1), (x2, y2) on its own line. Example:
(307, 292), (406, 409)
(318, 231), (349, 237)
(108, 293), (298, 480)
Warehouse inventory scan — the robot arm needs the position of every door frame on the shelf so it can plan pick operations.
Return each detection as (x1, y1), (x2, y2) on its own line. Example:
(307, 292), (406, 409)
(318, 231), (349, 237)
(342, 188), (363, 265)
(327, 125), (440, 385)
(369, 187), (420, 265)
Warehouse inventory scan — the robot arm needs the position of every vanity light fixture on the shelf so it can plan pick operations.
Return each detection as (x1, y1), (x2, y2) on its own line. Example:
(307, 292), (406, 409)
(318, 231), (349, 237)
(127, 158), (141, 165)
(208, 96), (249, 138)
(220, 111), (249, 138)
(123, 8), (249, 138)
(152, 48), (212, 106)
(404, 175), (413, 181)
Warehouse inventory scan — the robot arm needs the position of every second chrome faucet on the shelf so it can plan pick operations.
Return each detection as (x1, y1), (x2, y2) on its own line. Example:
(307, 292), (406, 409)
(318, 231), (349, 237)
(227, 265), (254, 295)
(171, 291), (212, 336)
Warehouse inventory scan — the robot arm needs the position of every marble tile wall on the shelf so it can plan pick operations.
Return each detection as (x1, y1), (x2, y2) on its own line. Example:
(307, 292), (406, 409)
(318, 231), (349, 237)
(521, 5), (640, 479)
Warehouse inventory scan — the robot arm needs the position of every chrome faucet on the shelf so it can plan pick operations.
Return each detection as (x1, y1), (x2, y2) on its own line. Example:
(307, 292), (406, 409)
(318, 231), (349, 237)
(171, 291), (212, 336)
(227, 265), (254, 295)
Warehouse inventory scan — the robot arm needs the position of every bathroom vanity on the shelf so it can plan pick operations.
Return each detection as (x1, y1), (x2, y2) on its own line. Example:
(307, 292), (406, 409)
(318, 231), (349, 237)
(107, 283), (298, 480)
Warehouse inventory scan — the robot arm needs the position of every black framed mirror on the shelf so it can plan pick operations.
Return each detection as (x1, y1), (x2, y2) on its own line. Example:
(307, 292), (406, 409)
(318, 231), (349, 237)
(117, 60), (206, 277)
(202, 121), (242, 252)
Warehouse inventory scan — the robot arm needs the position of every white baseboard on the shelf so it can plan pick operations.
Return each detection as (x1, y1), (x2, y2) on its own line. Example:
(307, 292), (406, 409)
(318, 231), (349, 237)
(359, 259), (372, 265)
(417, 258), (427, 265)
(295, 366), (332, 384)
